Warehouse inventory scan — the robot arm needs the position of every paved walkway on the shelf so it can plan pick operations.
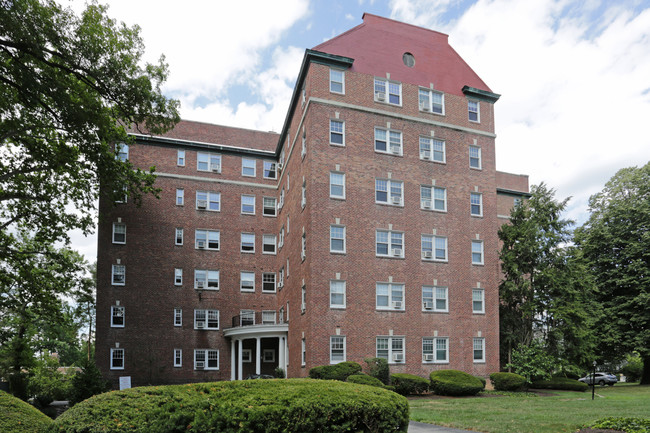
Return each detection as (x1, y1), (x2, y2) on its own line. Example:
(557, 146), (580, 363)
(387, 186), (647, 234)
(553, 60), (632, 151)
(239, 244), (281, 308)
(409, 421), (473, 432)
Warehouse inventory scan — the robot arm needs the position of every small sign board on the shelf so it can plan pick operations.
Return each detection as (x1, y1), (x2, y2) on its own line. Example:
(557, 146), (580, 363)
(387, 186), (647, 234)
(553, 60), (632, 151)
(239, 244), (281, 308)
(119, 376), (131, 390)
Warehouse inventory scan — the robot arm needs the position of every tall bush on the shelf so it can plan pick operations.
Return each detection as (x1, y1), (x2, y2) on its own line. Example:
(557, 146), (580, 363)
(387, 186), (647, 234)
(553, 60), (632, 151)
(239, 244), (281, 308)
(68, 358), (110, 406)
(506, 341), (555, 384)
(364, 357), (390, 385)
(28, 353), (73, 408)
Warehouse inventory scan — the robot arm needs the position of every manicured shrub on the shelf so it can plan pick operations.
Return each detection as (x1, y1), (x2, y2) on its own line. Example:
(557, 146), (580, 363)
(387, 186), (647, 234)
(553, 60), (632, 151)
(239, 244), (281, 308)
(0, 390), (53, 433)
(475, 376), (486, 388)
(489, 372), (527, 391)
(588, 417), (650, 433)
(429, 370), (484, 396)
(308, 361), (361, 381)
(531, 377), (588, 392)
(390, 373), (430, 396)
(347, 373), (384, 388)
(48, 379), (410, 433)
(364, 357), (390, 385)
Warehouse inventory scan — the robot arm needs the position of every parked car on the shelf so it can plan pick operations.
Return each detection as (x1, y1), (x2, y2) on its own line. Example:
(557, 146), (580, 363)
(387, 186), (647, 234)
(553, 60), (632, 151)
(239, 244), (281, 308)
(578, 372), (618, 386)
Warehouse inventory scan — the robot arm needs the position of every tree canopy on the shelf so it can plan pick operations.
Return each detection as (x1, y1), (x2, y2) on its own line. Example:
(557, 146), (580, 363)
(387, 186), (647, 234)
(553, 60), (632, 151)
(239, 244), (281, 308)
(574, 162), (650, 384)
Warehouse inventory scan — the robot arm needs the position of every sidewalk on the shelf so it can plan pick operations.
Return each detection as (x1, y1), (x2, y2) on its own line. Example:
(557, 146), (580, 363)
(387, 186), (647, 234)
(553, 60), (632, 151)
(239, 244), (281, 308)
(409, 421), (473, 432)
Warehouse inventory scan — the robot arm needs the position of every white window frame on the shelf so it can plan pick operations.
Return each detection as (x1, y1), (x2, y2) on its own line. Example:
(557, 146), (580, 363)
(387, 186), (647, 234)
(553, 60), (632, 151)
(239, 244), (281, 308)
(329, 172), (345, 199)
(194, 349), (219, 370)
(263, 349), (275, 363)
(423, 337), (449, 363)
(301, 133), (306, 159)
(177, 149), (185, 166)
(111, 305), (124, 328)
(194, 269), (219, 290)
(330, 336), (346, 364)
(262, 234), (277, 255)
(330, 225), (346, 254)
(112, 222), (126, 244)
(473, 289), (485, 314)
(473, 337), (485, 363)
(263, 197), (277, 217)
(197, 152), (221, 173)
(421, 235), (448, 262)
(418, 88), (445, 115)
(301, 233), (306, 261)
(195, 229), (220, 250)
(196, 191), (220, 212)
(175, 228), (183, 246)
(241, 233), (255, 253)
(419, 136), (446, 163)
(241, 195), (255, 215)
(301, 182), (306, 209)
(472, 240), (484, 265)
(376, 229), (404, 258)
(174, 308), (182, 326)
(174, 349), (182, 367)
(422, 285), (448, 312)
(468, 100), (480, 123)
(376, 336), (405, 364)
(375, 178), (403, 206)
(330, 279), (346, 309)
(110, 348), (124, 370)
(420, 185), (447, 212)
(115, 143), (129, 161)
(330, 68), (345, 94)
(240, 271), (255, 292)
(174, 268), (183, 286)
(111, 264), (125, 286)
(194, 309), (219, 330)
(376, 282), (405, 310)
(262, 272), (276, 293)
(176, 188), (184, 206)
(242, 158), (256, 177)
(471, 192), (483, 217)
(330, 119), (345, 146)
(263, 161), (277, 179)
(469, 145), (482, 169)
(374, 77), (402, 105)
(262, 310), (276, 325)
(241, 349), (252, 363)
(374, 127), (403, 155)
(302, 339), (306, 366)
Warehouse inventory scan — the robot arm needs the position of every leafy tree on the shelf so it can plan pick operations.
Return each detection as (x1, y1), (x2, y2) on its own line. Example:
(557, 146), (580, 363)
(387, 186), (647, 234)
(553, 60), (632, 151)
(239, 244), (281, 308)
(498, 183), (597, 370)
(574, 163), (650, 384)
(506, 341), (556, 385)
(68, 357), (110, 406)
(27, 352), (73, 408)
(0, 0), (179, 262)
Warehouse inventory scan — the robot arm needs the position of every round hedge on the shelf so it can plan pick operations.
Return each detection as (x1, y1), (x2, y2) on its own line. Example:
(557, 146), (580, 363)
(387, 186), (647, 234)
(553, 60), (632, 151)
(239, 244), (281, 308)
(429, 370), (484, 396)
(390, 373), (430, 396)
(48, 379), (409, 433)
(346, 373), (385, 388)
(489, 372), (526, 391)
(308, 361), (362, 381)
(0, 390), (53, 433)
(531, 377), (588, 392)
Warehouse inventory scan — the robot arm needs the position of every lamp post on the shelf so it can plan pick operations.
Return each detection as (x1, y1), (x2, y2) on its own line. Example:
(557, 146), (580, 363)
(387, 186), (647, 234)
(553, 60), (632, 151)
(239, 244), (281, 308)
(592, 361), (597, 400)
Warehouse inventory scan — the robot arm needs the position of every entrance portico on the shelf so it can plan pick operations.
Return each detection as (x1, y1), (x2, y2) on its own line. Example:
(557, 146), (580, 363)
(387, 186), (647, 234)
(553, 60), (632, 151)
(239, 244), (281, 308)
(224, 321), (288, 380)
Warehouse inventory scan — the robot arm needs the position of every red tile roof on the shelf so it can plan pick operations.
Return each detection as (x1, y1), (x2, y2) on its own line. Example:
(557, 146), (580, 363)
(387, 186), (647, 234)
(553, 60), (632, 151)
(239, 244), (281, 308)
(313, 13), (492, 97)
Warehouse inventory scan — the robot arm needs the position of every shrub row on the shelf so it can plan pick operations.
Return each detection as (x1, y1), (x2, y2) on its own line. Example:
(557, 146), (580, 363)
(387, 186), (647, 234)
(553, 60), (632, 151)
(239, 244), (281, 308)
(346, 373), (385, 387)
(429, 370), (484, 396)
(490, 372), (527, 391)
(0, 390), (53, 433)
(531, 377), (588, 392)
(49, 379), (410, 433)
(308, 361), (361, 381)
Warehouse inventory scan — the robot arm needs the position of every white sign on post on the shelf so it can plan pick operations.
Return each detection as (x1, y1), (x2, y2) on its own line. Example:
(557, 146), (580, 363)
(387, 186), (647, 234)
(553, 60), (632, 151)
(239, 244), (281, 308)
(119, 376), (131, 390)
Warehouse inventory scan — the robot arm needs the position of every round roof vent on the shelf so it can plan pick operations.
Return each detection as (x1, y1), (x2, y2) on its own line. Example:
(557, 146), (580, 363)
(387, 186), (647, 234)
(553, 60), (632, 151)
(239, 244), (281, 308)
(403, 52), (415, 67)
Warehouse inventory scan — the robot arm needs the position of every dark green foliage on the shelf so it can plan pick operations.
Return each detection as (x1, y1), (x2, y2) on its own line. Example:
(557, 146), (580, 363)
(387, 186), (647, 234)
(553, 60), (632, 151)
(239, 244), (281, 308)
(273, 367), (285, 378)
(48, 379), (410, 433)
(346, 374), (385, 388)
(7, 373), (29, 401)
(475, 376), (486, 388)
(390, 373), (430, 396)
(506, 341), (556, 384)
(27, 354), (73, 407)
(308, 361), (361, 381)
(68, 358), (110, 406)
(489, 372), (526, 391)
(364, 357), (390, 385)
(531, 377), (588, 391)
(0, 390), (53, 433)
(588, 417), (650, 433)
(429, 370), (484, 396)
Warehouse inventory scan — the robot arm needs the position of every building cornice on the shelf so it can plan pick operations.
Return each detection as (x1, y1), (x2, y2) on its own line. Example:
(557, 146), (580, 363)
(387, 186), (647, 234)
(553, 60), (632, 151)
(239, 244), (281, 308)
(462, 86), (501, 103)
(130, 134), (275, 158)
(496, 187), (532, 197)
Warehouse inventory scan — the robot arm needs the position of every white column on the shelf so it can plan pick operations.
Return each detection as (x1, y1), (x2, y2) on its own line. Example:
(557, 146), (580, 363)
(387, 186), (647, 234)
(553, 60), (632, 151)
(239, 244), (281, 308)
(278, 336), (285, 377)
(238, 338), (244, 380)
(284, 336), (289, 374)
(255, 337), (261, 375)
(230, 339), (236, 381)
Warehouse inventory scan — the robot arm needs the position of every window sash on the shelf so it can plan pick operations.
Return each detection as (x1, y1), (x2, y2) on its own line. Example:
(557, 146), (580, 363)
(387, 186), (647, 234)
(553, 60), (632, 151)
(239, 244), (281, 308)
(240, 272), (255, 292)
(330, 172), (345, 198)
(241, 233), (255, 252)
(330, 120), (344, 145)
(330, 280), (346, 308)
(470, 193), (482, 216)
(330, 225), (345, 252)
(330, 69), (344, 93)
(472, 241), (484, 264)
(330, 336), (346, 363)
(112, 223), (126, 243)
(262, 273), (276, 292)
(263, 161), (277, 179)
(241, 195), (255, 214)
(242, 159), (256, 177)
(473, 289), (485, 313)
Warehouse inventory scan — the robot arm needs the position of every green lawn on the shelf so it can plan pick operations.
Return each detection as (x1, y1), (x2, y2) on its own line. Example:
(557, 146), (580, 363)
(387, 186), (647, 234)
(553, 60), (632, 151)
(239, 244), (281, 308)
(409, 383), (650, 433)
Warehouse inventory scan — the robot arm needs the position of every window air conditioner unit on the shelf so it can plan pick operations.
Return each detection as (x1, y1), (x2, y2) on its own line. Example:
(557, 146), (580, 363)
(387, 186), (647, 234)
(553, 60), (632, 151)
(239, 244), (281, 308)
(422, 200), (432, 209)
(210, 164), (221, 172)
(390, 146), (400, 155)
(195, 361), (205, 369)
(392, 248), (402, 257)
(197, 240), (206, 249)
(423, 301), (433, 310)
(393, 353), (404, 362)
(423, 251), (433, 259)
(197, 200), (207, 209)
(196, 281), (205, 289)
(422, 151), (431, 159)
(392, 300), (402, 309)
(424, 354), (434, 362)
(376, 92), (386, 101)
(391, 196), (401, 205)
(420, 103), (430, 111)
(196, 321), (206, 329)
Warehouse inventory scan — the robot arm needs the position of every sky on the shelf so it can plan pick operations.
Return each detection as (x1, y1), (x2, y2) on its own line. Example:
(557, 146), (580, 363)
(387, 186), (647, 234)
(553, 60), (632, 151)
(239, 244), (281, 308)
(63, 0), (650, 263)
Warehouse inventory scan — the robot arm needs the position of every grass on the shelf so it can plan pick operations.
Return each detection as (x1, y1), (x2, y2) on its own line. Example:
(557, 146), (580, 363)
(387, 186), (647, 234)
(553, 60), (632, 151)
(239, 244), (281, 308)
(409, 383), (650, 433)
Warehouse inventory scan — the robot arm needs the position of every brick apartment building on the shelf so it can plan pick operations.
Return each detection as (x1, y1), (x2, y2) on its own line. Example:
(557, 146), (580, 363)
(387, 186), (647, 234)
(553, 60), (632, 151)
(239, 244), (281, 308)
(96, 13), (529, 387)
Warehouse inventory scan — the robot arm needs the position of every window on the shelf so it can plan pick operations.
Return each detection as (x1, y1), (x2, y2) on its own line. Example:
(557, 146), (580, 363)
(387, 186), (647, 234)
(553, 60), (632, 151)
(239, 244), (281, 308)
(330, 225), (346, 253)
(469, 145), (482, 169)
(468, 100), (480, 122)
(197, 152), (221, 172)
(330, 69), (345, 94)
(473, 338), (485, 362)
(176, 189), (184, 206)
(242, 158), (256, 177)
(374, 128), (402, 155)
(418, 88), (444, 114)
(240, 272), (255, 292)
(420, 186), (446, 211)
(330, 280), (346, 308)
(419, 137), (446, 163)
(374, 78), (401, 105)
(194, 309), (219, 330)
(174, 308), (182, 326)
(278, 188), (285, 212)
(240, 309), (255, 326)
(330, 120), (344, 146)
(196, 191), (220, 211)
(301, 233), (306, 261)
(472, 240), (484, 265)
(302, 339), (306, 366)
(376, 336), (404, 363)
(194, 349), (218, 370)
(240, 349), (252, 363)
(263, 273), (276, 292)
(278, 226), (285, 249)
(174, 349), (182, 367)
(301, 181), (306, 209)
(241, 233), (255, 253)
(110, 348), (124, 370)
(112, 264), (125, 286)
(111, 306), (124, 327)
(174, 268), (183, 286)
(375, 179), (403, 205)
(263, 350), (275, 363)
(330, 336), (346, 364)
(329, 172), (345, 199)
(262, 235), (276, 254)
(423, 337), (448, 363)
(421, 235), (448, 261)
(301, 133), (307, 159)
(473, 289), (485, 313)
(278, 267), (284, 289)
(301, 284), (306, 312)
(471, 193), (483, 216)
(422, 286), (448, 312)
(194, 270), (219, 290)
(241, 195), (255, 215)
(514, 197), (522, 207)
(195, 229), (219, 250)
(376, 230), (404, 258)
(177, 150), (185, 166)
(262, 310), (276, 324)
(376, 282), (404, 310)
(263, 197), (277, 216)
(115, 143), (129, 161)
(112, 223), (126, 244)
(263, 161), (277, 179)
(175, 228), (183, 245)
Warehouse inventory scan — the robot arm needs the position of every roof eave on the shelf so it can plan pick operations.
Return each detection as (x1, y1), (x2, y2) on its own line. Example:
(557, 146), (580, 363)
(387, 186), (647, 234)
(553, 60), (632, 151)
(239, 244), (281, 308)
(462, 85), (501, 103)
